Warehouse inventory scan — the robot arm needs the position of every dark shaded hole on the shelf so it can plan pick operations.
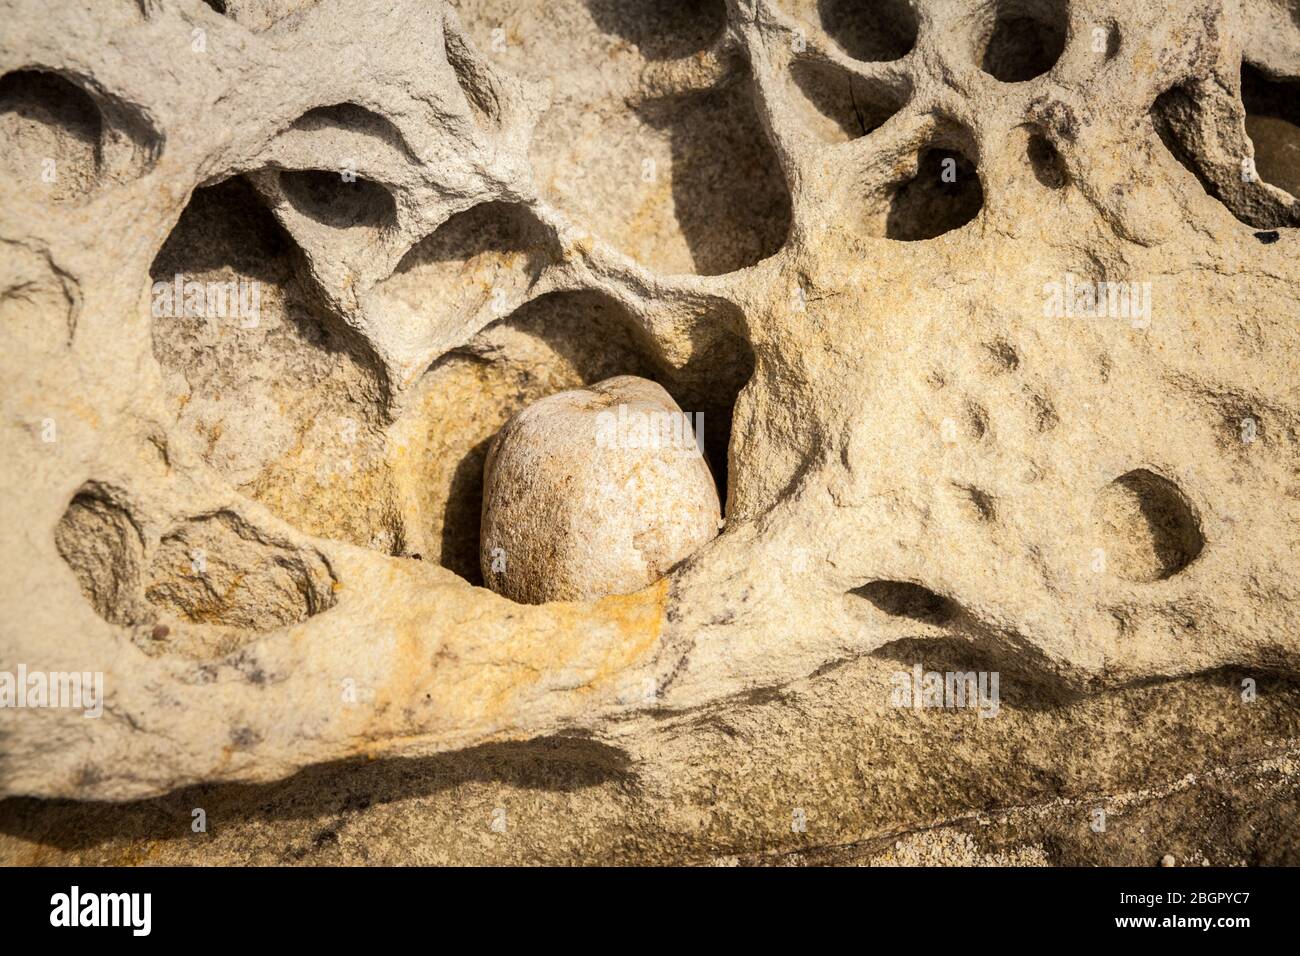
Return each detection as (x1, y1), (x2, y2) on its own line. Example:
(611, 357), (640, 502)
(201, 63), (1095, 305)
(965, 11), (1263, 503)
(790, 59), (908, 141)
(0, 70), (100, 142)
(818, 0), (919, 62)
(978, 0), (1068, 82)
(1150, 84), (1197, 149)
(0, 69), (102, 201)
(279, 169), (396, 230)
(885, 147), (984, 240)
(1242, 63), (1300, 128)
(1026, 132), (1068, 188)
(1152, 77), (1300, 229)
(152, 176), (292, 283)
(373, 201), (556, 358)
(672, 324), (755, 508)
(54, 483), (145, 627)
(585, 0), (726, 61)
(202, 0), (228, 12)
(958, 483), (999, 521)
(428, 290), (752, 585)
(1241, 63), (1300, 198)
(291, 103), (413, 157)
(439, 433), (494, 584)
(393, 201), (551, 277)
(1098, 21), (1121, 59)
(983, 338), (1020, 372)
(853, 581), (959, 626)
(1255, 230), (1280, 243)
(634, 83), (793, 274)
(1095, 468), (1204, 582)
(150, 176), (395, 552)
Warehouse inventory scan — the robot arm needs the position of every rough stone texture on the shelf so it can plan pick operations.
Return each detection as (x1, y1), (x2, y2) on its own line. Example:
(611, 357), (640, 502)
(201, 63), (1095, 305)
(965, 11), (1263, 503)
(480, 376), (722, 604)
(1, 0), (1299, 864)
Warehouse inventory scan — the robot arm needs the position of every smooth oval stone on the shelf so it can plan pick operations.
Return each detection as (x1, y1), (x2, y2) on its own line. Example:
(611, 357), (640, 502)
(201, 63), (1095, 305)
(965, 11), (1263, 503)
(480, 375), (721, 604)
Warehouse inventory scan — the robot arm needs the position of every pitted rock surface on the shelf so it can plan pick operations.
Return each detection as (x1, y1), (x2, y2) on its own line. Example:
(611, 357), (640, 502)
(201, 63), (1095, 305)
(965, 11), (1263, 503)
(1, 0), (1299, 865)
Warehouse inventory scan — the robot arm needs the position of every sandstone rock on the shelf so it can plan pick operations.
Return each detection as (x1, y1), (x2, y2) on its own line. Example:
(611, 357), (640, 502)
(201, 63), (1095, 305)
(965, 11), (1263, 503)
(480, 376), (721, 604)
(1, 0), (1299, 866)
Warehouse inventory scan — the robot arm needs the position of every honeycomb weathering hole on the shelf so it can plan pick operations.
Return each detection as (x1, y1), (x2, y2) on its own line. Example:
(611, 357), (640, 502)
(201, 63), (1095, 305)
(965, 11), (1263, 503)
(532, 80), (792, 276)
(788, 59), (909, 143)
(817, 0), (919, 62)
(144, 512), (337, 632)
(278, 169), (397, 230)
(376, 201), (554, 331)
(291, 103), (413, 156)
(1094, 469), (1204, 583)
(1242, 64), (1300, 199)
(975, 0), (1068, 83)
(0, 69), (103, 203)
(395, 289), (753, 585)
(54, 485), (146, 627)
(0, 68), (159, 202)
(1150, 74), (1300, 230)
(1026, 131), (1068, 189)
(150, 176), (399, 553)
(54, 487), (337, 654)
(882, 147), (985, 240)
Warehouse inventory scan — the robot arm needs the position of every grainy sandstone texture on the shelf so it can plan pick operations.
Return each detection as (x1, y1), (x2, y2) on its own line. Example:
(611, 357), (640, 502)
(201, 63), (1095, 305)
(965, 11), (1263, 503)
(1, 0), (1299, 865)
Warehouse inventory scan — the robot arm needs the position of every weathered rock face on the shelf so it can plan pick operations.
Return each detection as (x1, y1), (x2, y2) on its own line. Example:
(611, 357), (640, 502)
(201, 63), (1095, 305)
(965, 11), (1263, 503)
(480, 376), (722, 604)
(1, 0), (1299, 865)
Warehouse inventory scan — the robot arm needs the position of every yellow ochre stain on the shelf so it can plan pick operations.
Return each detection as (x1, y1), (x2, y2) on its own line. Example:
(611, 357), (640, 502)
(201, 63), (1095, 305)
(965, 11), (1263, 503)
(351, 577), (669, 750)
